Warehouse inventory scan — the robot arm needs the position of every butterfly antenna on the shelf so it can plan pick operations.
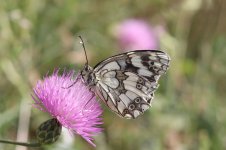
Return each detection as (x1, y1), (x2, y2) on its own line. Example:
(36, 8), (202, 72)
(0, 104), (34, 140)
(78, 36), (89, 65)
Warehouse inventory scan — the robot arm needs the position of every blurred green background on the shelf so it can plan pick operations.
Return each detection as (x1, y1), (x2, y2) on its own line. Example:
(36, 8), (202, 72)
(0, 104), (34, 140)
(0, 0), (226, 150)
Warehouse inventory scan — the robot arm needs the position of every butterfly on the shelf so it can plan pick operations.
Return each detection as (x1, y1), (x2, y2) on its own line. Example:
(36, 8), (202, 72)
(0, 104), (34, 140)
(78, 36), (170, 119)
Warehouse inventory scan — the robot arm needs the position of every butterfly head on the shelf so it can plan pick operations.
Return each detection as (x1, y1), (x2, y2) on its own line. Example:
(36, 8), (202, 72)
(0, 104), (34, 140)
(81, 64), (95, 86)
(77, 36), (95, 86)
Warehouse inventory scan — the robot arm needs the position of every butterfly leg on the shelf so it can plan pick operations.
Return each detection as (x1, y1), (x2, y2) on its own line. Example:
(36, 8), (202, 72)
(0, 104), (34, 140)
(61, 71), (81, 89)
(81, 94), (95, 115)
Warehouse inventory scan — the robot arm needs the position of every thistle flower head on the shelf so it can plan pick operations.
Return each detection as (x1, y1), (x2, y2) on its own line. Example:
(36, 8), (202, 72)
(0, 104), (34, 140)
(32, 69), (103, 146)
(116, 19), (159, 51)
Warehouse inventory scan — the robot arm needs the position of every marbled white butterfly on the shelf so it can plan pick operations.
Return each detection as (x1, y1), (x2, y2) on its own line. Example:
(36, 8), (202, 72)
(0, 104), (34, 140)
(79, 36), (170, 119)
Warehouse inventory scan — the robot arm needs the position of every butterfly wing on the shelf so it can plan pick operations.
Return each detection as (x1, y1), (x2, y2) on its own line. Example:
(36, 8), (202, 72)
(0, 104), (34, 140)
(95, 71), (159, 119)
(94, 50), (170, 82)
(93, 50), (170, 119)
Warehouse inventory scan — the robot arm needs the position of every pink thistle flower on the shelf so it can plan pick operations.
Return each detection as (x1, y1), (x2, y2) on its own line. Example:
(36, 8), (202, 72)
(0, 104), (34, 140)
(32, 69), (103, 147)
(116, 19), (159, 51)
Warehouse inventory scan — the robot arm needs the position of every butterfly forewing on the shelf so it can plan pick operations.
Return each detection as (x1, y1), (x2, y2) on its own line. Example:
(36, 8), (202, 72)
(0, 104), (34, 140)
(94, 50), (170, 82)
(90, 50), (170, 119)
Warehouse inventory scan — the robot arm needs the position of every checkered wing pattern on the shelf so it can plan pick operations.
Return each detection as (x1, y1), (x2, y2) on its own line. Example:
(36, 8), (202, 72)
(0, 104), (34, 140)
(92, 50), (170, 119)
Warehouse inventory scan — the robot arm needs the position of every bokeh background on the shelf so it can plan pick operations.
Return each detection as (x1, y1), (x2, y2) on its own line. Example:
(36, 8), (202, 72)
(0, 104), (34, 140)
(0, 0), (226, 150)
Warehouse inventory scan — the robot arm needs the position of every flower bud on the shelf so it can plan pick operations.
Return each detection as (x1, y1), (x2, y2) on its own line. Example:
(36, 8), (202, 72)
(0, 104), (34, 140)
(36, 118), (62, 145)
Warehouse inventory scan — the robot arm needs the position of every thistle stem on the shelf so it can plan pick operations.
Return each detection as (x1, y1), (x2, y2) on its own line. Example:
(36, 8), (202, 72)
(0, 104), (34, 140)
(0, 139), (41, 147)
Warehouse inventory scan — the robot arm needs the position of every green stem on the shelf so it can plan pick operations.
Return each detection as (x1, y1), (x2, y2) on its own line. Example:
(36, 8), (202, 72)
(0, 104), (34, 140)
(0, 139), (41, 147)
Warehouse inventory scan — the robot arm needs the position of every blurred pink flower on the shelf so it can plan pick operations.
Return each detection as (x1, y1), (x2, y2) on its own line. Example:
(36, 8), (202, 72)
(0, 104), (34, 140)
(32, 69), (103, 146)
(116, 19), (159, 51)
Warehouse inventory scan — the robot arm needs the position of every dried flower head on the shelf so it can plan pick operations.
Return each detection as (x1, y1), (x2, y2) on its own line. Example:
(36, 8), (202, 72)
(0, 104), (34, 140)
(32, 69), (103, 146)
(115, 19), (159, 51)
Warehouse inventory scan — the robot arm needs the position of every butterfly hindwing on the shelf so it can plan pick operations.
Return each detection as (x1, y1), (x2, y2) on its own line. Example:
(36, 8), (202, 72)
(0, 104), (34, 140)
(95, 71), (158, 118)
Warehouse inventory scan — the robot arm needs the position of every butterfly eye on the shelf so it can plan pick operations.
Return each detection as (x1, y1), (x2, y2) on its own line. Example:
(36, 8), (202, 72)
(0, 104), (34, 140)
(83, 65), (91, 73)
